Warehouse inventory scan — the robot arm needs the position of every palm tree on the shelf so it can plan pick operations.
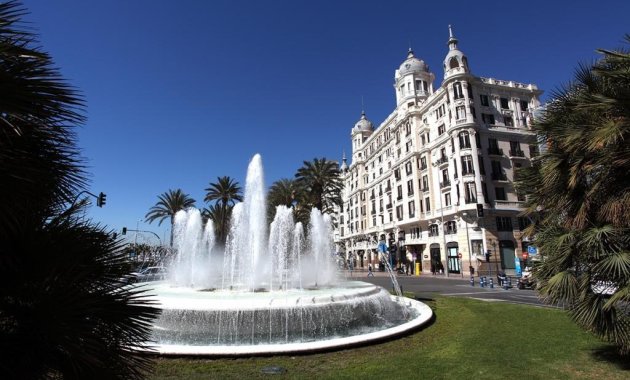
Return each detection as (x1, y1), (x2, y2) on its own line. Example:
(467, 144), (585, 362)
(295, 158), (343, 214)
(145, 188), (196, 246)
(204, 176), (242, 245)
(519, 36), (630, 356)
(0, 3), (158, 378)
(267, 178), (311, 226)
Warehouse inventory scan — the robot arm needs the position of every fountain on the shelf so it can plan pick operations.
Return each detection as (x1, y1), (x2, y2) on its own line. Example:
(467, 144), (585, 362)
(139, 154), (432, 355)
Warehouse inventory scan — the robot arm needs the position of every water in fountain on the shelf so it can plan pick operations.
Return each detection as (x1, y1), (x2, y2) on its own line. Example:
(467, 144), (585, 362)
(144, 154), (431, 354)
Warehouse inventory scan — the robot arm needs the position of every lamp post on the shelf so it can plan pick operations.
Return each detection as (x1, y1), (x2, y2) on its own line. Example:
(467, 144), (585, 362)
(491, 240), (499, 274)
(462, 212), (473, 276)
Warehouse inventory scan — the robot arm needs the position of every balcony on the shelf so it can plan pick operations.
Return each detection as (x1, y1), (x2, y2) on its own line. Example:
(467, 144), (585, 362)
(509, 149), (525, 158)
(445, 228), (458, 235)
(420, 164), (428, 171)
(386, 203), (393, 209)
(421, 186), (429, 192)
(462, 169), (475, 176)
(494, 200), (525, 210)
(487, 147), (504, 156)
(428, 231), (440, 237)
(440, 180), (451, 189)
(460, 143), (472, 150)
(385, 186), (392, 192)
(491, 172), (507, 181)
(436, 156), (449, 165)
(396, 195), (403, 200)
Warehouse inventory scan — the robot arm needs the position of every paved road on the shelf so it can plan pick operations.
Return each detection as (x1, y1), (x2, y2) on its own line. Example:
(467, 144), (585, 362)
(342, 270), (555, 308)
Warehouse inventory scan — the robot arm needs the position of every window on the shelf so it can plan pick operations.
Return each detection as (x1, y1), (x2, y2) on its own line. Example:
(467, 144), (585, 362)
(465, 182), (477, 203)
(425, 197), (431, 212)
(396, 205), (403, 221)
(482, 113), (495, 124)
(461, 155), (474, 175)
(453, 82), (464, 99)
(394, 168), (401, 180)
(478, 155), (485, 175)
(459, 131), (471, 149)
(520, 100), (529, 111)
(438, 124), (445, 136)
(444, 220), (457, 234)
(397, 185), (403, 200)
(415, 80), (421, 91)
(411, 227), (422, 239)
(429, 224), (439, 236)
(500, 97), (509, 109)
(518, 217), (531, 231)
(480, 94), (489, 106)
(422, 175), (429, 191)
(420, 156), (427, 170)
(495, 187), (506, 200)
(504, 116), (514, 127)
(405, 160), (413, 175)
(408, 201), (415, 218)
(496, 217), (513, 231)
(456, 105), (466, 120)
(510, 141), (522, 156)
(444, 193), (451, 207)
(442, 168), (449, 184)
(407, 179), (414, 195)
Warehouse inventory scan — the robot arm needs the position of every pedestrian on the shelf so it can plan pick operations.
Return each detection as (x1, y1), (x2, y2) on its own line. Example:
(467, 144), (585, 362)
(367, 264), (374, 277)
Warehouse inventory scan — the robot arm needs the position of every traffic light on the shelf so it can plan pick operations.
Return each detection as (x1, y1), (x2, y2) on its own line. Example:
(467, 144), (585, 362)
(476, 203), (484, 218)
(122, 227), (127, 235)
(522, 252), (529, 260)
(96, 192), (107, 207)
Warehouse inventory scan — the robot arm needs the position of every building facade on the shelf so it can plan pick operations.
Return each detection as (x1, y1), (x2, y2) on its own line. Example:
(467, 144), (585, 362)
(335, 26), (542, 277)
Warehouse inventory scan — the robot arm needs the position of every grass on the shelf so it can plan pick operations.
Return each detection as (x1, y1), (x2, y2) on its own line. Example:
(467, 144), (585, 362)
(149, 297), (628, 379)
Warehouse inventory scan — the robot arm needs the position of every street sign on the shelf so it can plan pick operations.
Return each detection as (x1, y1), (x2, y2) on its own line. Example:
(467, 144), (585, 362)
(527, 245), (537, 255)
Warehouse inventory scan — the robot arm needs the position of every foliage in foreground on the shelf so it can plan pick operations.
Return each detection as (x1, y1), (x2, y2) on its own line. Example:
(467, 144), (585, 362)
(0, 2), (158, 378)
(519, 35), (630, 355)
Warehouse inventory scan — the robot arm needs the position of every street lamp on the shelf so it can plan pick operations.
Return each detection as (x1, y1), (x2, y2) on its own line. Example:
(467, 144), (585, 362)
(462, 212), (473, 275)
(491, 240), (499, 274)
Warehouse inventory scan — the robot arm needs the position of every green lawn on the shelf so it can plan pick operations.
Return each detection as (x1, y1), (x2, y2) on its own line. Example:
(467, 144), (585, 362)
(150, 297), (628, 379)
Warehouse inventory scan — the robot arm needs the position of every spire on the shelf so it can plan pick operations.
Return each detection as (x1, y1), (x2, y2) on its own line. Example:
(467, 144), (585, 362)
(340, 151), (348, 172)
(447, 24), (458, 50)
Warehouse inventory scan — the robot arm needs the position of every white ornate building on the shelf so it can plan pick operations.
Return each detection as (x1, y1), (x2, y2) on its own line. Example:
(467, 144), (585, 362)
(335, 26), (542, 277)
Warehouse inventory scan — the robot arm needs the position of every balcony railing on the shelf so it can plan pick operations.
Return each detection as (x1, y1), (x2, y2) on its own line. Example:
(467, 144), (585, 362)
(440, 180), (451, 189)
(436, 156), (449, 165)
(491, 172), (507, 181)
(421, 186), (429, 192)
(509, 149), (525, 157)
(462, 169), (475, 176)
(386, 203), (393, 209)
(488, 148), (504, 156)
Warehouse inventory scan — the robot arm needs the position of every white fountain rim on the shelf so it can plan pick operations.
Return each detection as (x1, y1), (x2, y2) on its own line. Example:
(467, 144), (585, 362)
(140, 296), (432, 356)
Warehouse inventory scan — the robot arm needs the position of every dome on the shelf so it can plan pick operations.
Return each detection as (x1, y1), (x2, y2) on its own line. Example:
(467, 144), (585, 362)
(398, 49), (429, 75)
(352, 111), (374, 134)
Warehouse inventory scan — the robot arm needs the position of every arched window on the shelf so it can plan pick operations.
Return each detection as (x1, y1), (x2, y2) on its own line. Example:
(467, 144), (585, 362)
(449, 57), (459, 69)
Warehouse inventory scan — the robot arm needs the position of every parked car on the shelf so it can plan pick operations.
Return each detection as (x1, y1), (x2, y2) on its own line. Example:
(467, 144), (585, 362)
(120, 266), (167, 284)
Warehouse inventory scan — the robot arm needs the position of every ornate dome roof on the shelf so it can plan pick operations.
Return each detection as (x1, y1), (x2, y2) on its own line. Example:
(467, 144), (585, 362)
(398, 49), (429, 75)
(352, 111), (374, 134)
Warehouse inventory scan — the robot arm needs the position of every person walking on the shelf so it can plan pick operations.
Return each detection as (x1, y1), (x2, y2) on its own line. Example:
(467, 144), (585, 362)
(367, 264), (374, 277)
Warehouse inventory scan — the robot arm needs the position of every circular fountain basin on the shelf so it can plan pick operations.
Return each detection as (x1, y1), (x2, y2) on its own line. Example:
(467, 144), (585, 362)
(138, 281), (432, 356)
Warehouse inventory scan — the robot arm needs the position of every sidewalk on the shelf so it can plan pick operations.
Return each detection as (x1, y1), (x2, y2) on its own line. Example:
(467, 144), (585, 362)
(341, 268), (471, 281)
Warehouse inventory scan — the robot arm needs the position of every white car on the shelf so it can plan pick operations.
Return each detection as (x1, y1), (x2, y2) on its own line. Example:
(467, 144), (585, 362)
(121, 266), (166, 284)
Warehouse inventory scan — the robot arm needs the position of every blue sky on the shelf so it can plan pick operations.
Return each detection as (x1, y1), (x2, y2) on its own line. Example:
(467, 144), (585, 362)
(25, 0), (629, 243)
